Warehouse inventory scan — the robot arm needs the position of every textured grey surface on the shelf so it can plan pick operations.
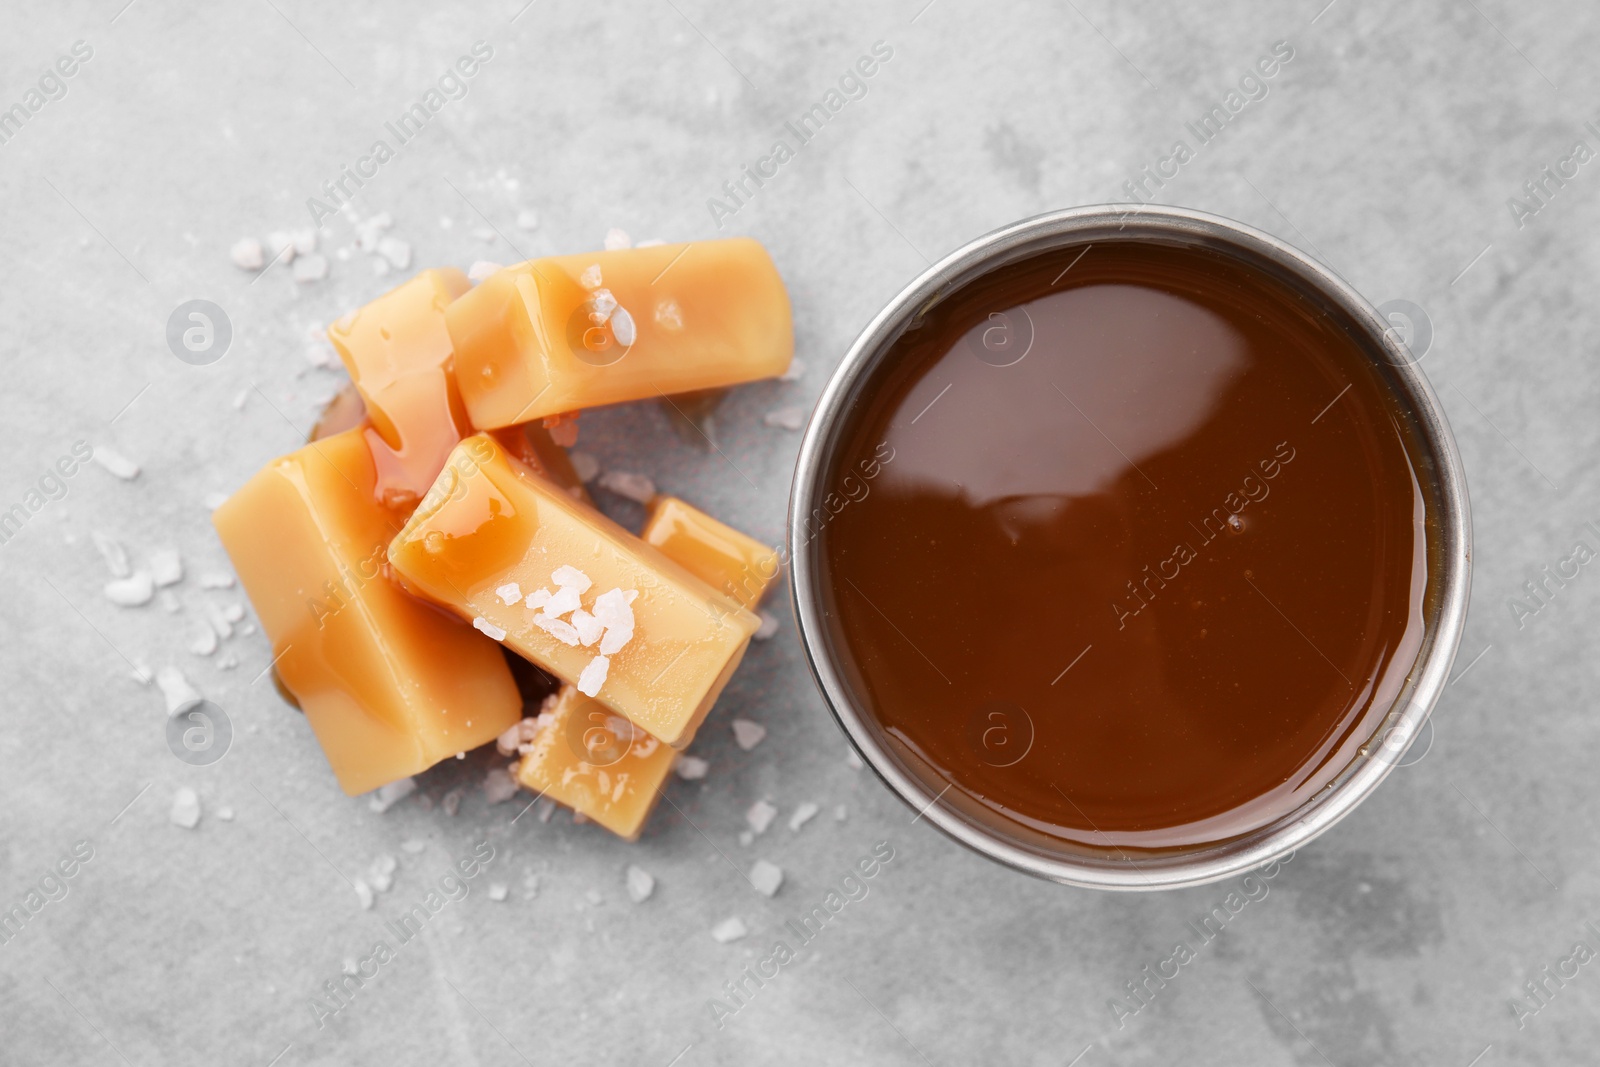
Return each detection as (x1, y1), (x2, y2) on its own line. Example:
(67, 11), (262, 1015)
(0, 1), (1597, 1065)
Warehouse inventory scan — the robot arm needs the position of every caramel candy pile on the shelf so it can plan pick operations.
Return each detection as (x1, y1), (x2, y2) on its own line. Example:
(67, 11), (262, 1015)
(214, 239), (792, 837)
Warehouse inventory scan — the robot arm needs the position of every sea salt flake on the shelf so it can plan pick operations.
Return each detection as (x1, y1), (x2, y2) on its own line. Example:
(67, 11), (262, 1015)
(369, 777), (417, 813)
(754, 611), (779, 640)
(711, 917), (747, 943)
(746, 799), (777, 834)
(473, 617), (508, 641)
(598, 624), (634, 656)
(654, 298), (683, 331)
(525, 587), (552, 610)
(610, 306), (637, 346)
(763, 406), (807, 431)
(569, 451), (600, 482)
(495, 582), (523, 605)
(604, 228), (631, 250)
(188, 625), (218, 656)
(732, 719), (767, 751)
(570, 609), (604, 646)
(544, 584), (583, 618)
(579, 264), (602, 289)
(675, 754), (709, 780)
(170, 787), (201, 829)
(230, 237), (264, 270)
(105, 571), (155, 607)
(749, 859), (784, 897)
(534, 613), (582, 646)
(550, 565), (592, 594)
(788, 802), (820, 832)
(591, 588), (636, 632)
(484, 767), (519, 805)
(222, 603), (246, 623)
(588, 289), (618, 321)
(156, 667), (202, 716)
(376, 236), (412, 270)
(93, 446), (140, 480)
(577, 655), (610, 697)
(147, 548), (183, 587)
(626, 864), (655, 903)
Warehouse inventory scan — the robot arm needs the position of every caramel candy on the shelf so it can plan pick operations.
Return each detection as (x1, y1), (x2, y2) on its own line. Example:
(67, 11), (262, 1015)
(327, 268), (473, 507)
(641, 496), (779, 610)
(387, 434), (760, 747)
(448, 238), (793, 428)
(516, 498), (779, 838)
(214, 428), (521, 796)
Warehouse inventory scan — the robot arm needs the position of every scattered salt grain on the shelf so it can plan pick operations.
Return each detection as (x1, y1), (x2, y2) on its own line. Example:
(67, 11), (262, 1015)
(604, 228), (631, 250)
(763, 406), (806, 431)
(376, 237), (412, 270)
(292, 229), (317, 256)
(484, 767), (519, 805)
(267, 231), (296, 262)
(625, 864), (655, 903)
(369, 777), (417, 814)
(577, 655), (610, 697)
(497, 717), (542, 757)
(230, 237), (264, 270)
(732, 719), (767, 751)
(292, 254), (329, 283)
(516, 209), (539, 231)
(105, 571), (155, 607)
(199, 572), (236, 590)
(779, 358), (807, 382)
(468, 260), (503, 283)
(217, 654), (238, 670)
(711, 917), (748, 943)
(216, 806), (235, 822)
(353, 880), (374, 910)
(788, 802), (820, 832)
(754, 611), (779, 640)
(207, 605), (234, 640)
(588, 289), (618, 321)
(92, 446), (140, 480)
(473, 617), (508, 641)
(188, 625), (218, 656)
(488, 883), (509, 902)
(222, 603), (246, 623)
(570, 609), (604, 646)
(544, 585), (583, 618)
(92, 533), (131, 578)
(675, 754), (709, 781)
(495, 582), (523, 605)
(550, 565), (592, 594)
(525, 587), (552, 610)
(749, 860), (784, 897)
(169, 787), (201, 829)
(534, 613), (581, 646)
(746, 799), (778, 834)
(149, 548), (183, 587)
(579, 263), (602, 290)
(370, 854), (397, 892)
(591, 588), (636, 634)
(568, 451), (600, 483)
(156, 667), (202, 716)
(610, 306), (637, 346)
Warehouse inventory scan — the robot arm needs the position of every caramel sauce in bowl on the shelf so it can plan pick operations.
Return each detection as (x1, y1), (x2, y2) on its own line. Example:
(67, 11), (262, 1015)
(788, 206), (1471, 890)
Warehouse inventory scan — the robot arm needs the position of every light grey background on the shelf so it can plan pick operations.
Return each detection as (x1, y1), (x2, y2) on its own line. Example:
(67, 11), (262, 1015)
(0, 1), (1596, 1064)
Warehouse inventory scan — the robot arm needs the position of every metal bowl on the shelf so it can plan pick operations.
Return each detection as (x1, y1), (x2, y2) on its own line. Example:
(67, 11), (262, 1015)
(787, 204), (1472, 891)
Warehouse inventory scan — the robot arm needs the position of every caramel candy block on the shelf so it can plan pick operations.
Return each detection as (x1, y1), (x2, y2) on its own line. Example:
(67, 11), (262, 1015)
(214, 428), (521, 796)
(448, 238), (793, 428)
(641, 496), (779, 610)
(514, 688), (674, 841)
(327, 268), (473, 507)
(516, 497), (779, 838)
(387, 434), (760, 747)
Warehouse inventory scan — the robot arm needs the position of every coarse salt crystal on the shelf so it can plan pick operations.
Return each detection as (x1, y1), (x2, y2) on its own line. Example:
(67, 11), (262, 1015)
(577, 655), (610, 697)
(749, 859), (783, 897)
(230, 237), (264, 270)
(495, 582), (522, 605)
(469, 260), (503, 283)
(222, 603), (246, 623)
(754, 611), (779, 640)
(711, 917), (747, 943)
(763, 406), (807, 431)
(292, 229), (317, 256)
(570, 609), (604, 646)
(788, 802), (820, 832)
(484, 767), (519, 805)
(188, 625), (218, 656)
(550, 565), (592, 593)
(534, 613), (581, 646)
(598, 624), (634, 657)
(746, 799), (777, 834)
(591, 588), (636, 632)
(525, 587), (552, 610)
(675, 754), (709, 780)
(369, 777), (417, 813)
(170, 787), (201, 829)
(732, 719), (767, 751)
(105, 571), (155, 607)
(376, 236), (412, 270)
(267, 231), (295, 262)
(569, 451), (600, 483)
(579, 263), (602, 289)
(654, 299), (683, 331)
(474, 617), (508, 641)
(588, 289), (618, 321)
(610, 306), (637, 347)
(149, 549), (182, 587)
(603, 228), (631, 250)
(353, 880), (374, 909)
(626, 864), (655, 903)
(93, 446), (140, 480)
(488, 883), (509, 902)
(544, 585), (582, 618)
(156, 666), (202, 716)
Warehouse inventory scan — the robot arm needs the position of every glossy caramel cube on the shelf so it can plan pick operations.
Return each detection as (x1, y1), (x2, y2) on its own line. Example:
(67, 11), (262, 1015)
(214, 428), (521, 795)
(447, 239), (793, 428)
(641, 496), (780, 610)
(386, 434), (759, 747)
(327, 268), (472, 507)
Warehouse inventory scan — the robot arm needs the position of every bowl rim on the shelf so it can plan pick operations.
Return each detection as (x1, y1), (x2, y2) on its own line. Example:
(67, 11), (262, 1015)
(785, 203), (1473, 891)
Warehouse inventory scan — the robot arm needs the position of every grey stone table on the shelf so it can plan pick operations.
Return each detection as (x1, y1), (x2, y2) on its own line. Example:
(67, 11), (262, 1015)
(1, 1), (1596, 1064)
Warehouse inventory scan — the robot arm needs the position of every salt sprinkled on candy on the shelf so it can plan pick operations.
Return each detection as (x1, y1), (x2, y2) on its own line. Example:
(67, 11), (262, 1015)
(788, 802), (820, 832)
(732, 719), (767, 751)
(534, 614), (582, 646)
(93, 445), (140, 480)
(610, 306), (637, 347)
(597, 470), (655, 504)
(495, 582), (522, 605)
(746, 799), (777, 834)
(654, 298), (683, 331)
(579, 263), (602, 290)
(525, 587), (552, 610)
(749, 859), (783, 897)
(604, 228), (631, 250)
(550, 565), (592, 594)
(626, 864), (655, 903)
(577, 655), (610, 697)
(473, 617), (508, 641)
(543, 585), (583, 618)
(570, 609), (604, 646)
(711, 917), (747, 943)
(591, 588), (635, 632)
(588, 289), (618, 321)
(675, 754), (709, 780)
(105, 572), (155, 607)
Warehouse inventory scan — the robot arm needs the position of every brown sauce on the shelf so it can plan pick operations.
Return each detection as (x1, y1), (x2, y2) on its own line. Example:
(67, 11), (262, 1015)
(819, 240), (1430, 852)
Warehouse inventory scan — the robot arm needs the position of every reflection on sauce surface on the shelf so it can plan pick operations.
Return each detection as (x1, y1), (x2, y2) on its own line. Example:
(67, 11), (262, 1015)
(820, 241), (1430, 852)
